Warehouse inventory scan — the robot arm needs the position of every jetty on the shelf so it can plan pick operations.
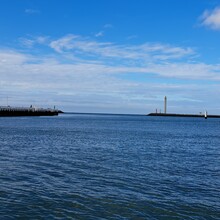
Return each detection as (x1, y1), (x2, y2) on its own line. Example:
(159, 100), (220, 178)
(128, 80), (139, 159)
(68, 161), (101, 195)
(148, 113), (220, 118)
(148, 96), (220, 118)
(0, 106), (63, 117)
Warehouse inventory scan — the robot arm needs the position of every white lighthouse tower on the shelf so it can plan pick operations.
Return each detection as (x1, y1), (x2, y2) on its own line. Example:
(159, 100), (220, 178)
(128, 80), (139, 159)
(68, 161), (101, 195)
(164, 96), (167, 114)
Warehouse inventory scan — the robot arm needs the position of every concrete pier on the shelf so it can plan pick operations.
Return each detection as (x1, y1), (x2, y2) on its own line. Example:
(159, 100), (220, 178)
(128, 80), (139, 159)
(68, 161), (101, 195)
(148, 112), (220, 118)
(0, 106), (63, 117)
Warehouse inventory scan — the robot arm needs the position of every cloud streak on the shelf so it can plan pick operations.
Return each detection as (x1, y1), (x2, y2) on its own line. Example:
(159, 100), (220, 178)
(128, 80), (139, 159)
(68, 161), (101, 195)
(19, 36), (49, 48)
(48, 34), (195, 63)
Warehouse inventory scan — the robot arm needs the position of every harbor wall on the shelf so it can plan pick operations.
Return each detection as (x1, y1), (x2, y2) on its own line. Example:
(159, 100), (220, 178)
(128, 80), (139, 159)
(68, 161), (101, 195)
(148, 113), (220, 118)
(0, 106), (62, 117)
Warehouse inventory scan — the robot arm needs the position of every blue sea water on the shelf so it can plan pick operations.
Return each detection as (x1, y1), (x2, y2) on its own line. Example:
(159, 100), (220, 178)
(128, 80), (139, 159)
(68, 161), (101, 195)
(0, 114), (220, 219)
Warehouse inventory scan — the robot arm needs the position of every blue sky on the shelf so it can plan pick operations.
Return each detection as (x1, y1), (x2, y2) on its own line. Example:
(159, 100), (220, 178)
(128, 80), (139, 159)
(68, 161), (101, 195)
(1, 0), (220, 114)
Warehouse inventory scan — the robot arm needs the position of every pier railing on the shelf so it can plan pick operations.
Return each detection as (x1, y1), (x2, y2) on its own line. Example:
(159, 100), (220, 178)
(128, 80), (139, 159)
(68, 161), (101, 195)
(0, 106), (59, 112)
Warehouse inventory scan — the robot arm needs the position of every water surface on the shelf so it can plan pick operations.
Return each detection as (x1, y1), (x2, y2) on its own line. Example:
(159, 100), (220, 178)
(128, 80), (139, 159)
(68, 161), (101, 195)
(0, 114), (219, 219)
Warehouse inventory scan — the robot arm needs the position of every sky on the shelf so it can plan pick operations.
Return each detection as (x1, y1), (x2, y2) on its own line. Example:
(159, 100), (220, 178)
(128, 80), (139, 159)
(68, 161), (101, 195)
(1, 0), (220, 114)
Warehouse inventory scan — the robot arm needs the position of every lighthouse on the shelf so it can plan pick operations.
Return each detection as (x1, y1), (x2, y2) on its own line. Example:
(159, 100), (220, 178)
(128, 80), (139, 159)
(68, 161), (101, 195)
(164, 96), (167, 114)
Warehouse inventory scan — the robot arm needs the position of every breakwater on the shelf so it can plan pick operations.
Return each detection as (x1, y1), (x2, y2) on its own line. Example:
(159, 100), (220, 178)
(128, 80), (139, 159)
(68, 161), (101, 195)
(148, 113), (220, 118)
(0, 106), (63, 117)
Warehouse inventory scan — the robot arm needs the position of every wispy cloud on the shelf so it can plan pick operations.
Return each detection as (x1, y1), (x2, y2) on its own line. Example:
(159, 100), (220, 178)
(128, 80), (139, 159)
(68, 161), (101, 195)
(18, 34), (218, 82)
(95, 31), (104, 37)
(104, 24), (113, 29)
(200, 7), (220, 30)
(19, 36), (49, 48)
(2, 34), (220, 113)
(25, 9), (40, 14)
(48, 34), (195, 62)
(126, 35), (138, 40)
(19, 38), (35, 48)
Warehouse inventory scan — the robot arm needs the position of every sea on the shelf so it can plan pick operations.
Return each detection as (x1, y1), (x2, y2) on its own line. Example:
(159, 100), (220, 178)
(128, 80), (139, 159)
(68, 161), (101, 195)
(0, 113), (219, 220)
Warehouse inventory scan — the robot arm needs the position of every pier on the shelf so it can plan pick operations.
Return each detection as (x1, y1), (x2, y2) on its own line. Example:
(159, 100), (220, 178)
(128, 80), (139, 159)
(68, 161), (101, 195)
(148, 96), (220, 118)
(148, 113), (220, 118)
(0, 106), (63, 117)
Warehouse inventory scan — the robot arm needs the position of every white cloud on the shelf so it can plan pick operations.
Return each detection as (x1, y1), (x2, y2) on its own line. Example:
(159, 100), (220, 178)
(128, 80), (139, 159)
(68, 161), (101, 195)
(2, 34), (220, 113)
(49, 35), (79, 53)
(0, 50), (29, 64)
(201, 7), (220, 30)
(95, 31), (104, 37)
(48, 35), (195, 63)
(35, 36), (48, 44)
(146, 63), (220, 80)
(20, 36), (49, 48)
